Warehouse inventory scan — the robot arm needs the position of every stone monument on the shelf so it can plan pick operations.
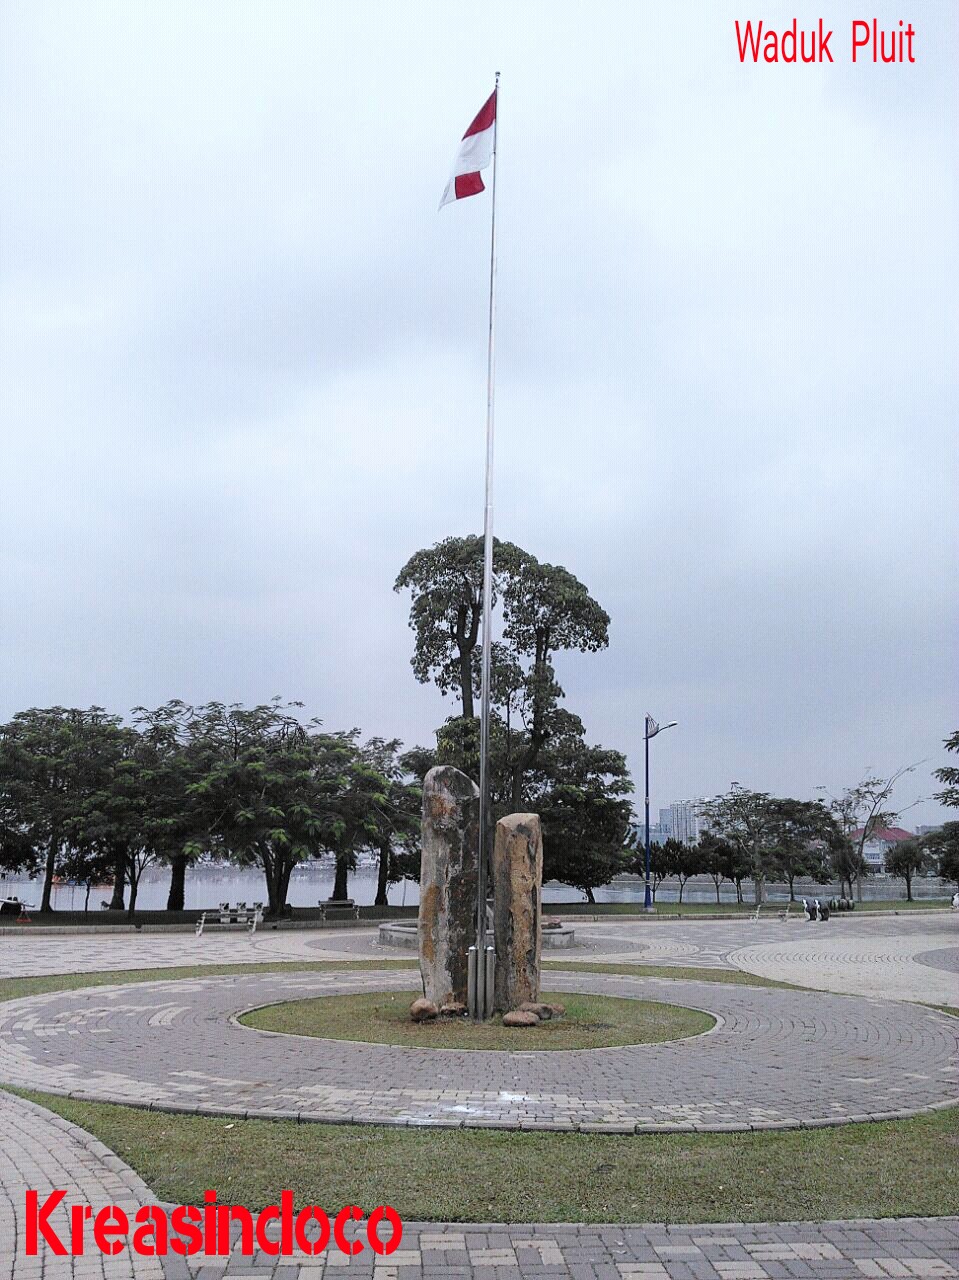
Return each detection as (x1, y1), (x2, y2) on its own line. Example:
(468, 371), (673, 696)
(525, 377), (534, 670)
(492, 812), (543, 1012)
(418, 765), (479, 1007)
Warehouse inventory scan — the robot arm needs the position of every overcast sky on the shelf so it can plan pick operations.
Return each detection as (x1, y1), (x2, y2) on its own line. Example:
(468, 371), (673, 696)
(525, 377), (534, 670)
(1, 2), (956, 825)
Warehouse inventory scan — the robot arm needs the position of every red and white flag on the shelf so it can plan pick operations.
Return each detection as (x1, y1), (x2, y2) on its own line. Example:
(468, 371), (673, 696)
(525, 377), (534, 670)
(439, 89), (497, 210)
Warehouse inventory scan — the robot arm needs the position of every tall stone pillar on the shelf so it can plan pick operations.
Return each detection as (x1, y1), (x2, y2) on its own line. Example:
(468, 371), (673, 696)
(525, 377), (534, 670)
(492, 813), (543, 1012)
(418, 765), (479, 1006)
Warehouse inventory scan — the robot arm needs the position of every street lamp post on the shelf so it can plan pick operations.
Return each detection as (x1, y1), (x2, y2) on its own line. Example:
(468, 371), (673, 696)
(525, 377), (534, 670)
(644, 715), (677, 912)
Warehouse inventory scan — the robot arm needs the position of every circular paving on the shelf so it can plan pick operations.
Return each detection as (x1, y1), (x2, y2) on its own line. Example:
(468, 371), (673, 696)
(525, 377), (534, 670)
(728, 925), (959, 1004)
(915, 946), (959, 976)
(0, 969), (955, 1133)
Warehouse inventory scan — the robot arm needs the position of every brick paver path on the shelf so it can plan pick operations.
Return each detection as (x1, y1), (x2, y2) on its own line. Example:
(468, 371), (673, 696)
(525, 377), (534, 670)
(168, 1215), (959, 1278)
(0, 1088), (166, 1278)
(1, 969), (955, 1133)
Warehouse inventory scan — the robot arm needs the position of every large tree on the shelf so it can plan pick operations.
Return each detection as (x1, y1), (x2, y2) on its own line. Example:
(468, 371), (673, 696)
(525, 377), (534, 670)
(0, 707), (125, 912)
(628, 834), (683, 903)
(132, 701), (216, 911)
(820, 767), (915, 902)
(934, 732), (959, 809)
(323, 738), (396, 903)
(393, 536), (525, 718)
(884, 837), (932, 902)
(766, 798), (836, 901)
(697, 831), (738, 905)
(185, 701), (378, 916)
(920, 821), (959, 890)
(532, 731), (633, 902)
(66, 721), (160, 918)
(699, 786), (779, 906)
(498, 557), (610, 808)
(395, 536), (610, 809)
(671, 841), (703, 904)
(359, 741), (422, 907)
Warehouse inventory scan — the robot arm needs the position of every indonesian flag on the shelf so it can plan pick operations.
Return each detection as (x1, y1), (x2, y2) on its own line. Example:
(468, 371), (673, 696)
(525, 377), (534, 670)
(439, 89), (497, 210)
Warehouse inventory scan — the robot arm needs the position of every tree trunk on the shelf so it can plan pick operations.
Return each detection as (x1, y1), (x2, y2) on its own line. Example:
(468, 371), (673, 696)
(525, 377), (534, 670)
(678, 878), (685, 904)
(332, 856), (350, 901)
(905, 872), (913, 902)
(261, 850), (278, 916)
(787, 874), (796, 902)
(40, 835), (59, 913)
(127, 872), (139, 919)
(166, 854), (188, 911)
(459, 650), (474, 719)
(510, 762), (524, 812)
(375, 839), (391, 907)
(109, 851), (125, 911)
(584, 887), (595, 904)
(84, 883), (91, 912)
(275, 860), (294, 915)
(714, 880), (722, 904)
(735, 878), (744, 904)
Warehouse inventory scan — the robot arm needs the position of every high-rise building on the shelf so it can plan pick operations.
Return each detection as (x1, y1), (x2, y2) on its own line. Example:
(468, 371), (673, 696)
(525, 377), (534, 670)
(664, 800), (707, 845)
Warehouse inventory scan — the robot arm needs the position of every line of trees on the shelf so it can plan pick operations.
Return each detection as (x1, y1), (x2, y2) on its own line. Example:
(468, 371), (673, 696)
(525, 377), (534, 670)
(5, 519), (956, 917)
(0, 701), (422, 917)
(630, 795), (842, 905)
(639, 775), (959, 905)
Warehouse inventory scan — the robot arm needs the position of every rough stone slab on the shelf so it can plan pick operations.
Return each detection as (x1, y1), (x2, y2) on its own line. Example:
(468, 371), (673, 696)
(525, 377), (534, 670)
(418, 765), (480, 1006)
(493, 812), (543, 1013)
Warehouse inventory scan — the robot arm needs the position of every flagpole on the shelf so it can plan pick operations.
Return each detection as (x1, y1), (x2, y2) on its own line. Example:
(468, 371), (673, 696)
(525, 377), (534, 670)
(474, 71), (500, 1020)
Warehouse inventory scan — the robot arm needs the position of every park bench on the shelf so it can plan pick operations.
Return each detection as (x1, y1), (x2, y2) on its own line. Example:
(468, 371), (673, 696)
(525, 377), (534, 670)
(318, 899), (361, 923)
(195, 902), (263, 938)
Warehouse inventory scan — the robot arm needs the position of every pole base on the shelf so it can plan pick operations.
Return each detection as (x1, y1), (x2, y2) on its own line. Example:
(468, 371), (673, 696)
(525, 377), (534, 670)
(468, 945), (496, 1020)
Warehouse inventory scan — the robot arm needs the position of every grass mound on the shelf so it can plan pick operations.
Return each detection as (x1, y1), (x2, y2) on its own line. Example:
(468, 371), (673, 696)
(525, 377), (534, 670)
(240, 989), (715, 1051)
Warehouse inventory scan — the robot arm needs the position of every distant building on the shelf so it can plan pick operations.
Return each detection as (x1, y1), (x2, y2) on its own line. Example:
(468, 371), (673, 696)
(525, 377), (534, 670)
(915, 825), (941, 837)
(629, 817), (670, 848)
(662, 800), (707, 845)
(851, 826), (915, 871)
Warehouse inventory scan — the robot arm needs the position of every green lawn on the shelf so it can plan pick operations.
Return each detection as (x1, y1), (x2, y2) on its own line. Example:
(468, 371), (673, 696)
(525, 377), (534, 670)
(13, 1089), (959, 1223)
(241, 989), (714, 1050)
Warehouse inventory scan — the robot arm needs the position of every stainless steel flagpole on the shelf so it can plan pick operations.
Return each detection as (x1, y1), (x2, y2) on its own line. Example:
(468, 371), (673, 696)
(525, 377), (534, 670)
(471, 72), (500, 1021)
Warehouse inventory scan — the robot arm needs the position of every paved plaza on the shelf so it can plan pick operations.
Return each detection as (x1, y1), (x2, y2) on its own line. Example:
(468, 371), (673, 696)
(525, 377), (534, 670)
(0, 911), (954, 1003)
(0, 912), (956, 1277)
(0, 968), (955, 1131)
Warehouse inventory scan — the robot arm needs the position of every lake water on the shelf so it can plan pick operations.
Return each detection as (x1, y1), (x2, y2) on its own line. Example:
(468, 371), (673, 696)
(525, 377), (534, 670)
(0, 862), (950, 911)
